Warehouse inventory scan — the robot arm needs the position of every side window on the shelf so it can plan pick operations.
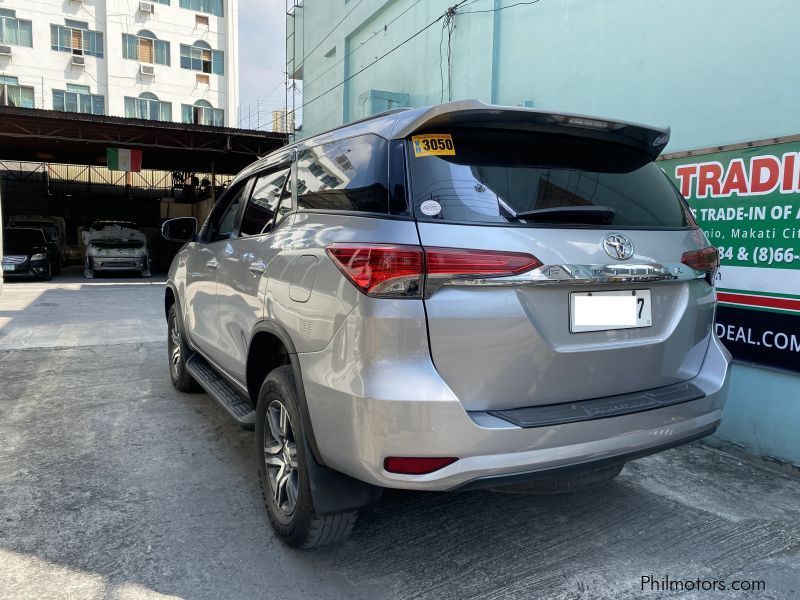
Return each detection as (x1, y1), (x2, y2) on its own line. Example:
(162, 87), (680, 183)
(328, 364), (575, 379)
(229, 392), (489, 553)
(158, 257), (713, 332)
(239, 167), (290, 237)
(296, 134), (389, 213)
(208, 183), (248, 241)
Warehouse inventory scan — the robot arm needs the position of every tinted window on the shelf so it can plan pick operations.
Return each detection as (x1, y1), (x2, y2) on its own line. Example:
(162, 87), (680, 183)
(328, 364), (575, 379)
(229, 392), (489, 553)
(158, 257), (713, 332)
(408, 129), (693, 229)
(210, 184), (248, 240)
(239, 168), (290, 236)
(4, 229), (46, 247)
(297, 134), (389, 213)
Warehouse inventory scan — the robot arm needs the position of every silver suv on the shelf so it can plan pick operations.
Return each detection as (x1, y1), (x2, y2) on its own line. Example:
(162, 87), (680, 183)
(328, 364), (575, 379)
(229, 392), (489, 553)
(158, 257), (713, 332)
(162, 101), (731, 548)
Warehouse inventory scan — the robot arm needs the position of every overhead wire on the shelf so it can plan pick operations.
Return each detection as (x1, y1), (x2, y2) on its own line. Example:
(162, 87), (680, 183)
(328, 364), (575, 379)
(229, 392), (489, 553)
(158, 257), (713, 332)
(243, 0), (427, 120)
(301, 0), (426, 95)
(459, 0), (543, 14)
(284, 0), (472, 121)
(294, 0), (367, 71)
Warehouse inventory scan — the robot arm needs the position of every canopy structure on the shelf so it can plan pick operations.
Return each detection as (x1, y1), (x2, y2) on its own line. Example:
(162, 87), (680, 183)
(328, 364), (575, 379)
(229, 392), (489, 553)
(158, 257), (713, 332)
(0, 107), (288, 175)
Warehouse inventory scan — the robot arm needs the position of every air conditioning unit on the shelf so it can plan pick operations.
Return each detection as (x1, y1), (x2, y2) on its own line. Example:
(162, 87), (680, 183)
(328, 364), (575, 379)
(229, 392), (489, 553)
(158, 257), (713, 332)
(71, 55), (86, 67)
(140, 64), (155, 77)
(139, 1), (155, 14)
(0, 45), (12, 57)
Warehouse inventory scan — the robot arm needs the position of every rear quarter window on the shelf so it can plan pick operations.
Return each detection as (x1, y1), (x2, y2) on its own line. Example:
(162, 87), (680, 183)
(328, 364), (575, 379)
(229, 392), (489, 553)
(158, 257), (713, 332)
(407, 129), (694, 229)
(296, 134), (389, 214)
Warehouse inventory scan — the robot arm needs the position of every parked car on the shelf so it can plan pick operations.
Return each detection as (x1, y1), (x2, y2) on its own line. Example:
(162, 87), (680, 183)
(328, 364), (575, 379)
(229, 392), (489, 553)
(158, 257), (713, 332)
(2, 227), (58, 280)
(83, 221), (150, 278)
(7, 215), (66, 275)
(161, 100), (731, 548)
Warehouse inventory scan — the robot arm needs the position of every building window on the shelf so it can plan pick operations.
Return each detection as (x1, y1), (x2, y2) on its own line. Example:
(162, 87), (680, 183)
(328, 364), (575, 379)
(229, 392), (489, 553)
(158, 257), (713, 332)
(122, 30), (170, 65)
(51, 21), (104, 58)
(0, 76), (35, 108)
(179, 41), (224, 75)
(125, 93), (172, 121)
(53, 84), (105, 115)
(181, 100), (224, 126)
(179, 0), (223, 17)
(0, 9), (33, 47)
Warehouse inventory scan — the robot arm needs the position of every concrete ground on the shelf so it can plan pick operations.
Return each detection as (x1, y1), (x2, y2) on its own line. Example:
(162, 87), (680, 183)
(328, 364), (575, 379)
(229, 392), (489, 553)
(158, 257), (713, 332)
(1, 270), (799, 600)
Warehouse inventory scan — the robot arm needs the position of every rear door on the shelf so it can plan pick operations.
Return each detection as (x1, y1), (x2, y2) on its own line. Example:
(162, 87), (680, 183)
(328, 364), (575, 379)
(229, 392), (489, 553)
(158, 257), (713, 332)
(215, 164), (293, 382)
(407, 128), (716, 412)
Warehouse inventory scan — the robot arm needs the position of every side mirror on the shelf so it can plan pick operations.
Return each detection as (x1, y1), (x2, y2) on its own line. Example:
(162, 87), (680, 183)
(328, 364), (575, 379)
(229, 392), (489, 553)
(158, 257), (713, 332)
(161, 217), (197, 243)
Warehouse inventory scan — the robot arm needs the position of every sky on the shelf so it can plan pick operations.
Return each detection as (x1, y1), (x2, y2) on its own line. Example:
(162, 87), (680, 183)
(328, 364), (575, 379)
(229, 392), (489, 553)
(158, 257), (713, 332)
(237, 0), (290, 129)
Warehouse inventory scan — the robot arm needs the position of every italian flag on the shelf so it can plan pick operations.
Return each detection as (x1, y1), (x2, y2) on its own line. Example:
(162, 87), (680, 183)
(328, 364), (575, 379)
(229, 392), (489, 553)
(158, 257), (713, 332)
(107, 148), (143, 172)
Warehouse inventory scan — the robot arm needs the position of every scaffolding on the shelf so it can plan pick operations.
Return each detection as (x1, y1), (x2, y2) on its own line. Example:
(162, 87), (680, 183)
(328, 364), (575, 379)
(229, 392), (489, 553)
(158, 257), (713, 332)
(286, 0), (304, 143)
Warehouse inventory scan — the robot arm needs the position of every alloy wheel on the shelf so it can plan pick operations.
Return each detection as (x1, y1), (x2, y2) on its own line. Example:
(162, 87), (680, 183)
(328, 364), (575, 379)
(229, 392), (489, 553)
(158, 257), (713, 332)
(169, 314), (182, 379)
(263, 400), (300, 516)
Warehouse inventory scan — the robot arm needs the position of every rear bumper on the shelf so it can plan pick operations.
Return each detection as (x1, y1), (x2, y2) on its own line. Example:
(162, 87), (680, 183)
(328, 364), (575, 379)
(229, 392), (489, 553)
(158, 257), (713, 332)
(300, 304), (731, 491)
(454, 423), (718, 491)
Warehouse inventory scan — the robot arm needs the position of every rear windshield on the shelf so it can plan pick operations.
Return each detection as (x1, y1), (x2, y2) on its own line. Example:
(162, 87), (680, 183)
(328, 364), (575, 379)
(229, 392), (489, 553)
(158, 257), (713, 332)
(12, 222), (56, 239)
(407, 129), (694, 229)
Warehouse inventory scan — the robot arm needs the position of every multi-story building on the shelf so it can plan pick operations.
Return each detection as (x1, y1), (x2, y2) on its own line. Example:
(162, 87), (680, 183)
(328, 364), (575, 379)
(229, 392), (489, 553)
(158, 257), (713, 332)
(0, 0), (238, 126)
(271, 108), (294, 133)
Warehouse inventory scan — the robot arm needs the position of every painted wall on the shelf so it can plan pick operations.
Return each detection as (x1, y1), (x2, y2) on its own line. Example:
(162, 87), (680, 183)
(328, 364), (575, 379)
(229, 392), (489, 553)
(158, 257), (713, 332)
(291, 0), (800, 151)
(716, 364), (799, 464)
(291, 0), (800, 466)
(0, 0), (238, 124)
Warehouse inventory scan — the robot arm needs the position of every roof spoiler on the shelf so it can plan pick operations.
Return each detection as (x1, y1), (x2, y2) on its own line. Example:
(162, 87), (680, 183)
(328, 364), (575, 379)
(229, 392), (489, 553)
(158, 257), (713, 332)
(391, 100), (671, 160)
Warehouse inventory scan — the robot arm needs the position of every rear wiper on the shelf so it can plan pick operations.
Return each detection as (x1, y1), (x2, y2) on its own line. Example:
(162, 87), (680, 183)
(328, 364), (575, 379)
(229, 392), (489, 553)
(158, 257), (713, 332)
(510, 206), (616, 225)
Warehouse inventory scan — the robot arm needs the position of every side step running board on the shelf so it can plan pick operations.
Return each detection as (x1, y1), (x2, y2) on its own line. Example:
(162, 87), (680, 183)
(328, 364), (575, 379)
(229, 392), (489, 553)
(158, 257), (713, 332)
(186, 354), (255, 426)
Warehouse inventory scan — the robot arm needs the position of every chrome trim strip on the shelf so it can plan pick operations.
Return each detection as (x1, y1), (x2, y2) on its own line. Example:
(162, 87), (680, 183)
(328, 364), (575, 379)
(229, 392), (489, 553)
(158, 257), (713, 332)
(430, 263), (702, 295)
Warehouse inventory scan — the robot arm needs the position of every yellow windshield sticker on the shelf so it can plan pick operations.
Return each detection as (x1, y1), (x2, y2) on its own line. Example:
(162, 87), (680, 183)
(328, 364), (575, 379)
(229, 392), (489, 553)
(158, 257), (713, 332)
(412, 134), (456, 157)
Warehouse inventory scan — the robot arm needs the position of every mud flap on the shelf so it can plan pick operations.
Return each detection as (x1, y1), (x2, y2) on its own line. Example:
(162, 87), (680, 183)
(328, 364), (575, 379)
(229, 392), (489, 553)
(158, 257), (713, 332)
(305, 441), (383, 516)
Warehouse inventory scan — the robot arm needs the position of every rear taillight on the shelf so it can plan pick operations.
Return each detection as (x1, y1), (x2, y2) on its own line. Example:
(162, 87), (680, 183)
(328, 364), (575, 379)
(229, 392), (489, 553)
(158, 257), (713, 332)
(326, 244), (424, 297)
(384, 456), (458, 475)
(327, 244), (542, 298)
(425, 247), (542, 295)
(681, 246), (719, 284)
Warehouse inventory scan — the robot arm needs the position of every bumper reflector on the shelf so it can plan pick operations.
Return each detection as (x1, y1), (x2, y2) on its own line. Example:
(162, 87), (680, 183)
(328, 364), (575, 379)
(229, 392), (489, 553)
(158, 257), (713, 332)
(384, 456), (458, 475)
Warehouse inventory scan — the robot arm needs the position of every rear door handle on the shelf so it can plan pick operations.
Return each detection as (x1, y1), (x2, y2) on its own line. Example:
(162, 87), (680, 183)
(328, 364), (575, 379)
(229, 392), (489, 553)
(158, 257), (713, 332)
(206, 257), (219, 270)
(248, 259), (267, 275)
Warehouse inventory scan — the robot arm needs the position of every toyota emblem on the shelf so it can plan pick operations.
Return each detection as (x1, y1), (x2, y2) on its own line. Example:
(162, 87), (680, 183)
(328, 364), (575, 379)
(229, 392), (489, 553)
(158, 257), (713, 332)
(602, 233), (634, 260)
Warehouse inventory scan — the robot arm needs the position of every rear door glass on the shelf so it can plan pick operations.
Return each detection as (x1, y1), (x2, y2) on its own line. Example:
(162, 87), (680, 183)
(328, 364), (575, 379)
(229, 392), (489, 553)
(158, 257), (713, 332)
(407, 129), (693, 229)
(239, 168), (290, 236)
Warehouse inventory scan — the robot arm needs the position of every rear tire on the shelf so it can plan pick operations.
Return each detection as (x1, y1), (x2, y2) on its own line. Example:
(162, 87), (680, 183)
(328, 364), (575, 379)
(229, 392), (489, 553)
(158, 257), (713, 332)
(256, 365), (357, 548)
(168, 305), (199, 392)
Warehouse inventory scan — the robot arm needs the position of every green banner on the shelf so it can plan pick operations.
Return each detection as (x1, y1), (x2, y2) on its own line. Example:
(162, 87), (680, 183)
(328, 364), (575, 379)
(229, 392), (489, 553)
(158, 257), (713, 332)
(660, 141), (800, 372)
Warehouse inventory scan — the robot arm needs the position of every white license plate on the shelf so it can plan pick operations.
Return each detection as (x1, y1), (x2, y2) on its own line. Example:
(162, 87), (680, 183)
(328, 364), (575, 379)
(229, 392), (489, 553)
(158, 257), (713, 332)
(570, 289), (652, 333)
(2, 264), (15, 272)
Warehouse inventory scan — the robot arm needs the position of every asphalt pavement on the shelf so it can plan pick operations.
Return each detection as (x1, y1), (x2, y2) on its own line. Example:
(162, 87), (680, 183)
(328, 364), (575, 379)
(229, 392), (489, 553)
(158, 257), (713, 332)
(1, 270), (798, 600)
